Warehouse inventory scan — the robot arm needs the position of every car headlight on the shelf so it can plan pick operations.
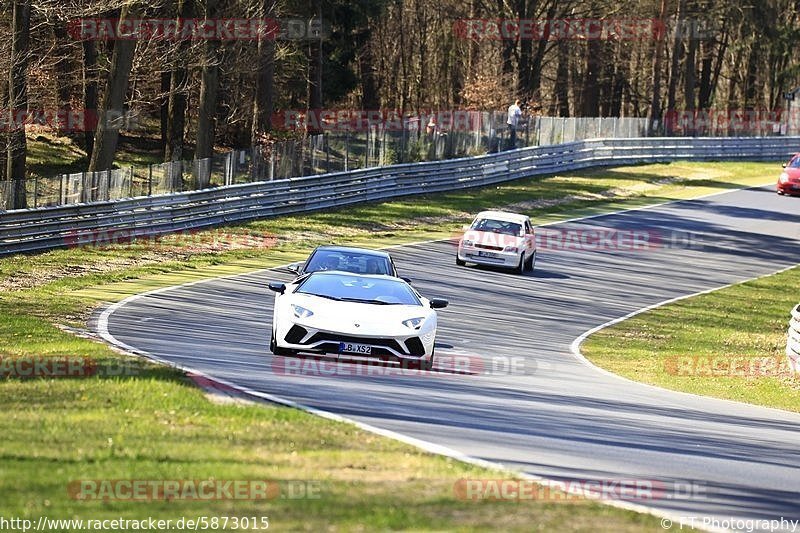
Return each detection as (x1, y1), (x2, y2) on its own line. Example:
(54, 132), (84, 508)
(461, 239), (474, 247)
(780, 172), (790, 183)
(504, 246), (519, 253)
(292, 305), (314, 319)
(402, 317), (425, 329)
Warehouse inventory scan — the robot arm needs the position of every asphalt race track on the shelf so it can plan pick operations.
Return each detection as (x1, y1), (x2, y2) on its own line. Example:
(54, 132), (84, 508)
(101, 186), (800, 530)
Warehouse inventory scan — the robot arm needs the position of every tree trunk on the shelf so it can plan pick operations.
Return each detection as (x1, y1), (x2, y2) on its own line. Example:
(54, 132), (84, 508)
(553, 40), (570, 117)
(648, 0), (668, 133)
(81, 39), (98, 157)
(195, 0), (221, 160)
(164, 0), (195, 162)
(516, 0), (533, 98)
(6, 0), (31, 210)
(743, 41), (760, 109)
(88, 7), (137, 172)
(684, 32), (697, 112)
(160, 70), (170, 148)
(51, 21), (74, 137)
(581, 40), (601, 116)
(307, 3), (323, 135)
(357, 29), (379, 109)
(252, 0), (277, 146)
(666, 0), (685, 116)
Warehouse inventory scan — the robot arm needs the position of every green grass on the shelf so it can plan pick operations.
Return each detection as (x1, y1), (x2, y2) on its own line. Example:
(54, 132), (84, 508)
(0, 160), (784, 531)
(582, 266), (800, 412)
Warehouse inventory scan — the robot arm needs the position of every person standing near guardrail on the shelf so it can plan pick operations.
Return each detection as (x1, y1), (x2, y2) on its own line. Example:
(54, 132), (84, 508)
(507, 99), (522, 150)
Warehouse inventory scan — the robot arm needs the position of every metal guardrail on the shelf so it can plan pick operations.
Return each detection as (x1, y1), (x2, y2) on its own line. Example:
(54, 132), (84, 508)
(788, 304), (800, 375)
(0, 136), (797, 256)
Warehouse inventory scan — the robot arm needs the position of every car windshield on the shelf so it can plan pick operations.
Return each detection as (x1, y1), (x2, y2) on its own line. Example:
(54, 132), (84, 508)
(297, 273), (420, 305)
(470, 218), (523, 237)
(788, 158), (800, 169)
(304, 249), (392, 275)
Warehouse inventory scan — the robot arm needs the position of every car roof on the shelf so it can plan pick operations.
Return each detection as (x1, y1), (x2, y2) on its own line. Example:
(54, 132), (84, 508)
(312, 245), (391, 258)
(474, 210), (530, 224)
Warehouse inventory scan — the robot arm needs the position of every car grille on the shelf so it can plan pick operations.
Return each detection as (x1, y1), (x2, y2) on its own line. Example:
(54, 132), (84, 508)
(304, 332), (408, 356)
(474, 243), (504, 251)
(284, 325), (308, 344)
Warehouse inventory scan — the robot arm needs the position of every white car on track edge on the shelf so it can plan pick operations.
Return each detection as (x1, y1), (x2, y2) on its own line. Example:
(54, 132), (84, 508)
(456, 210), (536, 274)
(268, 271), (448, 370)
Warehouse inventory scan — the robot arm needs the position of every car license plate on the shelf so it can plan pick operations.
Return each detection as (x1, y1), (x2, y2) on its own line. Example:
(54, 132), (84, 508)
(338, 342), (372, 355)
(478, 251), (500, 258)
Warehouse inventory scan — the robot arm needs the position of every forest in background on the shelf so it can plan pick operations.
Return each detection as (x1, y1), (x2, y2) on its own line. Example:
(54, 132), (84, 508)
(1, 0), (799, 208)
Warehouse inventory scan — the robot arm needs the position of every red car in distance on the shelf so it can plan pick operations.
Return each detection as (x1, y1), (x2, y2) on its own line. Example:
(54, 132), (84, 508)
(778, 154), (800, 196)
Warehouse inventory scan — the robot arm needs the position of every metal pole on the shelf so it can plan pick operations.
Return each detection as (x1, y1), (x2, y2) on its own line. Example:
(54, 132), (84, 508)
(270, 150), (275, 180)
(148, 166), (153, 196)
(33, 176), (38, 208)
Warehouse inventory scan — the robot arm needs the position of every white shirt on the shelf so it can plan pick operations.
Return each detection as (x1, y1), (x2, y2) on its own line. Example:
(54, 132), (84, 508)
(507, 104), (522, 126)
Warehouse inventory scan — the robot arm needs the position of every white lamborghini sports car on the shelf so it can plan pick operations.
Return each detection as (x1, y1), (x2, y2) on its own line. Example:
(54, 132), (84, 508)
(268, 271), (448, 370)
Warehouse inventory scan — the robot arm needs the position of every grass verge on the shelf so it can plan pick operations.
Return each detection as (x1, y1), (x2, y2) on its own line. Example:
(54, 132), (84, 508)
(582, 266), (800, 412)
(0, 160), (783, 530)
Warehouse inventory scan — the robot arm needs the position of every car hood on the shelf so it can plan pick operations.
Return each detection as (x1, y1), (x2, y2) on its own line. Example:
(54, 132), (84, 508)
(783, 168), (800, 180)
(288, 293), (434, 334)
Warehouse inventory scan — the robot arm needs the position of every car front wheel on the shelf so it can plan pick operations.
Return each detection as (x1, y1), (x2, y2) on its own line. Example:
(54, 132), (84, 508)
(526, 250), (536, 271)
(515, 253), (526, 275)
(456, 257), (466, 266)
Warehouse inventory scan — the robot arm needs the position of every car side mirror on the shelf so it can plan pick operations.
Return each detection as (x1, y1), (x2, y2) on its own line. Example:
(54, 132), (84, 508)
(429, 298), (448, 309)
(287, 262), (302, 274)
(268, 282), (286, 294)
(402, 277), (412, 284)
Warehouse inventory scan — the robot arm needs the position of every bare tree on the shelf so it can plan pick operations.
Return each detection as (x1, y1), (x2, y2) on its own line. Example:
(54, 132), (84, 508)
(195, 0), (220, 160)
(88, 5), (138, 172)
(251, 0), (277, 146)
(6, 0), (31, 210)
(164, 0), (196, 162)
